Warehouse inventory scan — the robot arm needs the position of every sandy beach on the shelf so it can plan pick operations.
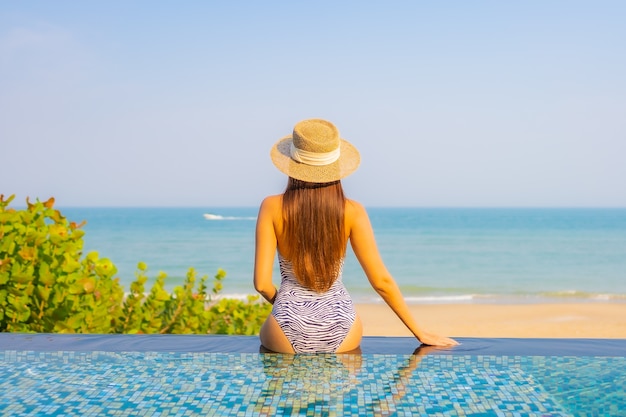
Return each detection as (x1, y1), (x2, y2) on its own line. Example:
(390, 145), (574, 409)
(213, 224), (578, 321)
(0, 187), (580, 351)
(355, 303), (626, 339)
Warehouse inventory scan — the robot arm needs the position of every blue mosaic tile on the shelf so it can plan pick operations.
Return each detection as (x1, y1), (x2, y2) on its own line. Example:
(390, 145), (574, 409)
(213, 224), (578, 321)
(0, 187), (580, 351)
(1, 350), (625, 416)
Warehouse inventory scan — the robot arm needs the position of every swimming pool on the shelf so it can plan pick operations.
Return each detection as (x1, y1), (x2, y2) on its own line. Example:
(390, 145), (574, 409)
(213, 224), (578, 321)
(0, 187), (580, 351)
(1, 334), (625, 416)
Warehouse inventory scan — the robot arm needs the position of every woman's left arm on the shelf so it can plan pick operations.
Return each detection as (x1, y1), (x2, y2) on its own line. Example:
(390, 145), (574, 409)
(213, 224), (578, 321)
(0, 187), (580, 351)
(253, 196), (279, 304)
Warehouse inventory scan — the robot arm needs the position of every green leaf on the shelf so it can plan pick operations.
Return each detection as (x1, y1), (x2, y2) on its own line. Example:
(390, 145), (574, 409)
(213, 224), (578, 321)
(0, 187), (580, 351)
(68, 282), (84, 295)
(38, 262), (56, 286)
(36, 285), (52, 301)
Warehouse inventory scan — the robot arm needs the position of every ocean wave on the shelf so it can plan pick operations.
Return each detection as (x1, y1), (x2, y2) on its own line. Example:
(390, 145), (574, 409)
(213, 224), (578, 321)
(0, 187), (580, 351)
(351, 291), (626, 305)
(203, 213), (256, 221)
(124, 285), (626, 305)
(538, 290), (626, 301)
(404, 294), (477, 303)
(122, 292), (264, 303)
(209, 293), (261, 301)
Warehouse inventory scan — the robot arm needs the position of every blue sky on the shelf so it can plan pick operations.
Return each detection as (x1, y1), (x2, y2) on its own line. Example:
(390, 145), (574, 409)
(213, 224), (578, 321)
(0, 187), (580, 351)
(2, 1), (625, 207)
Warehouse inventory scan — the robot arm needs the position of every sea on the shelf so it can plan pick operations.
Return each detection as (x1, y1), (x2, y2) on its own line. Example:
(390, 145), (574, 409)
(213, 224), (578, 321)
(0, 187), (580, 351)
(60, 207), (626, 305)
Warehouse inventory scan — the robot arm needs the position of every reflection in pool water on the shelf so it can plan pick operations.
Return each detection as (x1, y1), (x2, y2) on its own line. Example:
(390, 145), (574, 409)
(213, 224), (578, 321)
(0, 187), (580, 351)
(1, 334), (625, 416)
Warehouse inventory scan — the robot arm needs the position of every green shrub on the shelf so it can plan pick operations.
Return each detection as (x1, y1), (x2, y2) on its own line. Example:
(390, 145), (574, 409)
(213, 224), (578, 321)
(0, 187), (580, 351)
(117, 264), (271, 335)
(0, 194), (271, 335)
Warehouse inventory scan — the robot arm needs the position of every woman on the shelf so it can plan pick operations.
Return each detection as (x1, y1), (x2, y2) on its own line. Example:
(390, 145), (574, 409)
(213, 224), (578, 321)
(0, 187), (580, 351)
(254, 118), (457, 353)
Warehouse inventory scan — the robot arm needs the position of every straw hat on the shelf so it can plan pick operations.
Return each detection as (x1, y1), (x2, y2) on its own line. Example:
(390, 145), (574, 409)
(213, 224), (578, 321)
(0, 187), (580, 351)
(270, 119), (360, 183)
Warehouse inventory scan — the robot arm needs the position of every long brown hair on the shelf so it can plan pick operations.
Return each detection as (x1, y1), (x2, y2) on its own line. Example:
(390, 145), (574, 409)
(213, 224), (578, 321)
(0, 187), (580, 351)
(281, 177), (346, 292)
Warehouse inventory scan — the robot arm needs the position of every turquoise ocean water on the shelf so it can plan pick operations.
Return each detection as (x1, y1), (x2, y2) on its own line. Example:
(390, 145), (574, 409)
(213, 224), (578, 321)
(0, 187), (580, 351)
(61, 207), (626, 304)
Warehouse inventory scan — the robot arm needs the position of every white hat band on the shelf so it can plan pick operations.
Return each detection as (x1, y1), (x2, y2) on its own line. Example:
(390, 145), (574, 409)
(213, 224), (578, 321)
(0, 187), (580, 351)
(290, 142), (340, 166)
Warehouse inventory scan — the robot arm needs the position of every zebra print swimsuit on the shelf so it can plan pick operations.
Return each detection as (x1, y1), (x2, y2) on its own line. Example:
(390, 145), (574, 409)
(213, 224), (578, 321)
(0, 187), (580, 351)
(272, 254), (357, 353)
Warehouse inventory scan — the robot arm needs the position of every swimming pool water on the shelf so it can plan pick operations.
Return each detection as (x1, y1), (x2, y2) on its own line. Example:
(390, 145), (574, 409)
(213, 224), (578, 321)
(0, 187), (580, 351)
(1, 334), (625, 416)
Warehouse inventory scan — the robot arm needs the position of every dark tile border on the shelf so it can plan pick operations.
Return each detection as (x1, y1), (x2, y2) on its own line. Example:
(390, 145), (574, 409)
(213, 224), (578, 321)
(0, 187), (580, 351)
(2, 333), (625, 356)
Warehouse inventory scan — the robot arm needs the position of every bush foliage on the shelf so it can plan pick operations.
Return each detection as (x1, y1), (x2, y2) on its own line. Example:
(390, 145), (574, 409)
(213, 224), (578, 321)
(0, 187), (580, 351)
(0, 194), (271, 335)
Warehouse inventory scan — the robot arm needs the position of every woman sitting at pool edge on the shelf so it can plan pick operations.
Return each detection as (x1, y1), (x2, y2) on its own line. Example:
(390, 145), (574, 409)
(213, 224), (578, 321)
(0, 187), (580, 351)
(254, 118), (458, 353)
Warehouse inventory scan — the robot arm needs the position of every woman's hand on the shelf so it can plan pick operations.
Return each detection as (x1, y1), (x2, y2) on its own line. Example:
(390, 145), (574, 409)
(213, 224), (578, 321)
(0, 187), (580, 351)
(416, 331), (459, 347)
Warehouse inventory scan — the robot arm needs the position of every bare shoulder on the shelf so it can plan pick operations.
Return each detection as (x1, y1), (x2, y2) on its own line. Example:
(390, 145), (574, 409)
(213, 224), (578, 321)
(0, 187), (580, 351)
(258, 194), (283, 222)
(346, 198), (367, 216)
(345, 198), (369, 228)
(260, 194), (282, 210)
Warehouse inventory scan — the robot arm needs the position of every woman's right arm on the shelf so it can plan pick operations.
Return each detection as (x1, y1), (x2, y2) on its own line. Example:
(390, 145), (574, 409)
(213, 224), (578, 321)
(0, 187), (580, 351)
(253, 196), (279, 304)
(347, 200), (458, 347)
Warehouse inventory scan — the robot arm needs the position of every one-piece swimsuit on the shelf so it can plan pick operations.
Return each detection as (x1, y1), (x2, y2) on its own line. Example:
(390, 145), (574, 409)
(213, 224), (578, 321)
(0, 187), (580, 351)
(271, 254), (357, 353)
